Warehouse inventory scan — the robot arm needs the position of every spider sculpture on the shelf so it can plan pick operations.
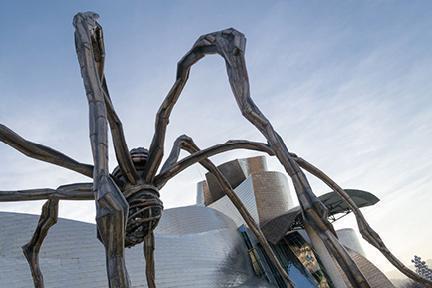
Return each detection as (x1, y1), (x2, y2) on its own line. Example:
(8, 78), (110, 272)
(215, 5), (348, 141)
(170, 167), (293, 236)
(1, 12), (430, 288)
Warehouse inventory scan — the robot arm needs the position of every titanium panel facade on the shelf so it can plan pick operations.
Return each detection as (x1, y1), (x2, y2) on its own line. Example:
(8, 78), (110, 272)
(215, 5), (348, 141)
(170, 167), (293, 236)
(0, 206), (273, 288)
(201, 156), (393, 288)
(345, 248), (395, 288)
(209, 176), (259, 226)
(336, 228), (366, 258)
(208, 170), (294, 228)
(204, 156), (268, 205)
(251, 171), (294, 225)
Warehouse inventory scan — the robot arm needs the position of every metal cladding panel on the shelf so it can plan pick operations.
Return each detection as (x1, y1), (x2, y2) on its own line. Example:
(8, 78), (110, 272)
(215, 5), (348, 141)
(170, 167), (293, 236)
(209, 177), (259, 227)
(0, 207), (273, 288)
(261, 189), (380, 244)
(344, 248), (395, 288)
(204, 156), (268, 206)
(209, 171), (294, 231)
(155, 205), (236, 235)
(238, 156), (268, 177)
(205, 159), (247, 204)
(336, 228), (366, 257)
(251, 171), (293, 225)
(195, 180), (207, 206)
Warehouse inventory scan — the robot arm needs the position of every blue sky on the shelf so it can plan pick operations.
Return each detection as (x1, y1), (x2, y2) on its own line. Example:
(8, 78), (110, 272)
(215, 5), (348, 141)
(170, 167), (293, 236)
(1, 1), (431, 275)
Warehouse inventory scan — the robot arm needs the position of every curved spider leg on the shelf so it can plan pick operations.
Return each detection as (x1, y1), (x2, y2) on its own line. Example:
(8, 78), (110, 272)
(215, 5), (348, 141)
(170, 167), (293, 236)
(144, 32), (262, 182)
(191, 29), (432, 287)
(0, 124), (93, 178)
(157, 135), (294, 288)
(293, 156), (432, 287)
(90, 21), (139, 184)
(0, 182), (93, 201)
(197, 29), (371, 288)
(158, 137), (432, 286)
(158, 135), (194, 175)
(21, 199), (59, 288)
(103, 83), (139, 184)
(143, 232), (156, 288)
(156, 139), (273, 188)
(74, 12), (130, 288)
(143, 48), (205, 183)
(150, 29), (368, 287)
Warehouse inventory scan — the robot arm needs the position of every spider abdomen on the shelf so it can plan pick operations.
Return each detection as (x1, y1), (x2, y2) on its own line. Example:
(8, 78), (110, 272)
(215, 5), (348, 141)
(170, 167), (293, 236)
(124, 185), (163, 248)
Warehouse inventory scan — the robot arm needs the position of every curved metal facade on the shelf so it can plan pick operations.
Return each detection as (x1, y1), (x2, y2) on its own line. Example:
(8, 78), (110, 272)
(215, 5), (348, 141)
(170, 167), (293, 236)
(209, 176), (259, 226)
(345, 248), (395, 288)
(201, 156), (393, 288)
(204, 156), (268, 205)
(208, 171), (294, 228)
(251, 171), (294, 225)
(0, 207), (272, 288)
(336, 228), (366, 258)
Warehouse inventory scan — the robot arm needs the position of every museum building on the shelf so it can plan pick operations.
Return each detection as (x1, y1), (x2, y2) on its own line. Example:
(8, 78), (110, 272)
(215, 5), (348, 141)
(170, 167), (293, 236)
(0, 156), (394, 287)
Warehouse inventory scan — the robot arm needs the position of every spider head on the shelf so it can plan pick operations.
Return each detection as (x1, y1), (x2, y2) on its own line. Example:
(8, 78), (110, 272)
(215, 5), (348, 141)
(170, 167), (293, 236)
(129, 147), (149, 168)
(112, 147), (149, 189)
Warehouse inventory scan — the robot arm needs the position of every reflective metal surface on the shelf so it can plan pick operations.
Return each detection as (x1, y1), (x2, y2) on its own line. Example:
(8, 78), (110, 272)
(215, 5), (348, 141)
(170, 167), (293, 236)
(209, 170), (294, 229)
(209, 177), (259, 226)
(0, 206), (274, 287)
(336, 228), (366, 257)
(204, 156), (268, 205)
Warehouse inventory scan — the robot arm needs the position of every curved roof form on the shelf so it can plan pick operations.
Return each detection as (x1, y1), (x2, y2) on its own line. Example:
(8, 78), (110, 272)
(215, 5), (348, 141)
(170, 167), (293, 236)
(261, 189), (379, 244)
(319, 189), (379, 215)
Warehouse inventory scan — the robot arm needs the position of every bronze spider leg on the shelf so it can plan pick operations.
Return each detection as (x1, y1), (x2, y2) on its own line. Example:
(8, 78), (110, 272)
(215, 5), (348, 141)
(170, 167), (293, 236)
(103, 83), (139, 184)
(188, 29), (371, 288)
(0, 183), (93, 202)
(143, 45), (205, 183)
(159, 135), (294, 287)
(146, 28), (368, 287)
(0, 183), (93, 288)
(74, 12), (130, 288)
(156, 140), (273, 188)
(158, 140), (432, 286)
(91, 20), (139, 184)
(143, 232), (156, 288)
(293, 157), (432, 287)
(23, 199), (59, 288)
(0, 124), (93, 178)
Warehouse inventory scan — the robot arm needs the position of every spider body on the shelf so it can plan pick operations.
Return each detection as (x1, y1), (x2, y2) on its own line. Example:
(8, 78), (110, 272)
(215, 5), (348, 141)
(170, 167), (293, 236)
(113, 148), (149, 180)
(124, 185), (162, 248)
(110, 147), (164, 248)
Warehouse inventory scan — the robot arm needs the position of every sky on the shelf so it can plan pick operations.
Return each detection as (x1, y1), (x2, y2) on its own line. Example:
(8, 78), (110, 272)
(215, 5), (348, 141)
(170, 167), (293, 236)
(0, 0), (431, 277)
